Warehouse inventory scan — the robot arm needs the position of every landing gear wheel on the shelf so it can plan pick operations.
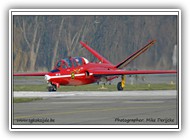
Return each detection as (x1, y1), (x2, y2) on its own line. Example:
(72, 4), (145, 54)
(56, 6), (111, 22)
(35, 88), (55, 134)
(48, 84), (57, 92)
(117, 82), (123, 91)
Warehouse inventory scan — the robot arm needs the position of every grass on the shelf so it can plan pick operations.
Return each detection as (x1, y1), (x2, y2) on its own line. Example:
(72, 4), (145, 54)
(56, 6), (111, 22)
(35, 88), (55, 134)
(13, 83), (177, 91)
(13, 97), (43, 103)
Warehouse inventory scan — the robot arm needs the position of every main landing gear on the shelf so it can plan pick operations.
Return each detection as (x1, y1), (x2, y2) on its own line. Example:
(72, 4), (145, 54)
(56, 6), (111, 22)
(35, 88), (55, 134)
(117, 75), (126, 91)
(47, 83), (57, 92)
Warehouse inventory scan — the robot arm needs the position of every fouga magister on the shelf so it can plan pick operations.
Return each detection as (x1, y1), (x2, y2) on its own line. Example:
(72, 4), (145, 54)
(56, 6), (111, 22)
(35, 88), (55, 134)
(14, 40), (177, 91)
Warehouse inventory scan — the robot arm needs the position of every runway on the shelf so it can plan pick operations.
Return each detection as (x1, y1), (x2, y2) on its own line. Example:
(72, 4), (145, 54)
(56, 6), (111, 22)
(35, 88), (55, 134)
(13, 90), (178, 125)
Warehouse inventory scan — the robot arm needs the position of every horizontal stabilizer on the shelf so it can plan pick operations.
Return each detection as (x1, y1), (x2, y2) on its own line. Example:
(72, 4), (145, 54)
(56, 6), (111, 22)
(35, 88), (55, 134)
(80, 41), (112, 64)
(115, 40), (156, 69)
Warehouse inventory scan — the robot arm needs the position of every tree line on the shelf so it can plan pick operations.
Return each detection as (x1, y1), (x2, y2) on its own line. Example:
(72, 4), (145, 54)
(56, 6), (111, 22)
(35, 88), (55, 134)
(13, 15), (177, 72)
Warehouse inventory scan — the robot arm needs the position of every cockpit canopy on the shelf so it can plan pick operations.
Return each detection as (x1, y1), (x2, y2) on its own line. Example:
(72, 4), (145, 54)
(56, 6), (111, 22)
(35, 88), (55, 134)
(54, 57), (89, 70)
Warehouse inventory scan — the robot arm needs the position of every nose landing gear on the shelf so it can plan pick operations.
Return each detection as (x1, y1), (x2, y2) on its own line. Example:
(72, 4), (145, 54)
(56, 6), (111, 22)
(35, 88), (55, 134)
(117, 75), (126, 91)
(47, 83), (57, 92)
(48, 84), (57, 92)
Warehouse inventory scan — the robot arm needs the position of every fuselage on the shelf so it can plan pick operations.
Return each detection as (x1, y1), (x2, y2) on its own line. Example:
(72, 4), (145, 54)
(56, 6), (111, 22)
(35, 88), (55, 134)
(45, 57), (115, 86)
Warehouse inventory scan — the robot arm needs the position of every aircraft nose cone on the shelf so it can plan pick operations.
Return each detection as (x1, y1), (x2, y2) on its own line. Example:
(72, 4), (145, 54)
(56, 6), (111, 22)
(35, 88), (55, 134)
(45, 74), (50, 81)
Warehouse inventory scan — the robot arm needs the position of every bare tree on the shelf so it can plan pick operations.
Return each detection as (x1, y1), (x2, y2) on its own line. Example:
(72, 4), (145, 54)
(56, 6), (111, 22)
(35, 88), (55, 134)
(64, 17), (90, 57)
(51, 17), (64, 69)
(19, 16), (42, 71)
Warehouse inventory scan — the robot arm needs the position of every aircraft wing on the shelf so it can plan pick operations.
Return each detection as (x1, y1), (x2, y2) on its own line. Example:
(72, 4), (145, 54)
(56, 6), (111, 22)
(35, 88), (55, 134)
(13, 72), (48, 76)
(88, 69), (177, 77)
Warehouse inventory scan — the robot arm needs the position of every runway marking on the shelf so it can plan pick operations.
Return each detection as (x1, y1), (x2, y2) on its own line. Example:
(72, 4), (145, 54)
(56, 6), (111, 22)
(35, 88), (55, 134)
(14, 105), (176, 119)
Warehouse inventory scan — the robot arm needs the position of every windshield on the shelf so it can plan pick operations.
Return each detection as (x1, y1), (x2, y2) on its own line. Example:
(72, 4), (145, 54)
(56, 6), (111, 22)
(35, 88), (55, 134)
(72, 59), (78, 67)
(62, 62), (67, 69)
(74, 57), (83, 66)
(63, 58), (72, 68)
(55, 57), (86, 69)
(55, 60), (68, 69)
(56, 61), (61, 68)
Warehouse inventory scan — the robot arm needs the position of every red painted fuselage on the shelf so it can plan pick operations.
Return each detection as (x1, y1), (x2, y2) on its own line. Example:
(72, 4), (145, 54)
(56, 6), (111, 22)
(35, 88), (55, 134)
(45, 61), (115, 86)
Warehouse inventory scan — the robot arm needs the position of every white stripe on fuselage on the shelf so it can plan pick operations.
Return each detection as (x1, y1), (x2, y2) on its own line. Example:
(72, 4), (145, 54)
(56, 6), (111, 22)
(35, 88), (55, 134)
(45, 73), (93, 81)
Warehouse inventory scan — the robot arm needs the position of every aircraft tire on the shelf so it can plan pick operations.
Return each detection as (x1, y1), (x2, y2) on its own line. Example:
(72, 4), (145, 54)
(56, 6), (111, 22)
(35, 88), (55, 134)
(48, 87), (53, 92)
(52, 84), (57, 91)
(117, 82), (123, 91)
(48, 84), (57, 92)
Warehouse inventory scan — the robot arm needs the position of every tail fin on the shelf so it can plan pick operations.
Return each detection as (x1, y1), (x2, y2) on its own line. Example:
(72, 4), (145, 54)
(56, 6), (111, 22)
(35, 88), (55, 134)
(115, 40), (156, 69)
(80, 41), (112, 64)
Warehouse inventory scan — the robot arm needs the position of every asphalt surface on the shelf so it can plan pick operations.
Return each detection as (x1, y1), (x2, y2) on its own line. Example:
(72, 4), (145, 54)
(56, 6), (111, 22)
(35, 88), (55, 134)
(13, 90), (178, 125)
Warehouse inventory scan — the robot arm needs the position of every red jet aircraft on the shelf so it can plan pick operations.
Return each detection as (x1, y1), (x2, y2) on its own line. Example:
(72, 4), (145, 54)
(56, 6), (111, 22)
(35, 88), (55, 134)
(14, 40), (177, 91)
